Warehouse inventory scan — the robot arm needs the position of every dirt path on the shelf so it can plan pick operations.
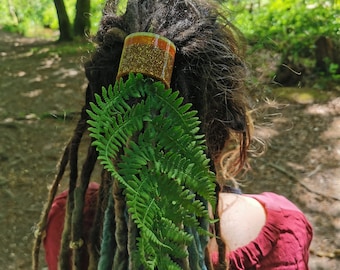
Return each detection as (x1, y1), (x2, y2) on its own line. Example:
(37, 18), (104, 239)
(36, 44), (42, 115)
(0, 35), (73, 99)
(0, 31), (339, 269)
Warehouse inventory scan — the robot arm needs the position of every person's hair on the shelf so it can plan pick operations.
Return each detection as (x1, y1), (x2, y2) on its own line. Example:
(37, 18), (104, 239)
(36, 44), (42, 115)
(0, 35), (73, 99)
(32, 0), (252, 269)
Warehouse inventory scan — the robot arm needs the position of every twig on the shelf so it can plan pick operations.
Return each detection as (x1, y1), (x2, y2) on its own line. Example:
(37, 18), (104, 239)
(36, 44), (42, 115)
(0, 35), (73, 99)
(40, 111), (79, 120)
(310, 248), (340, 259)
(268, 162), (340, 201)
(1, 111), (79, 123)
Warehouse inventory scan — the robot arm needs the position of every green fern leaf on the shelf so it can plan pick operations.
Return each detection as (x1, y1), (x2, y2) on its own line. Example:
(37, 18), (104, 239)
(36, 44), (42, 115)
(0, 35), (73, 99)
(87, 73), (216, 269)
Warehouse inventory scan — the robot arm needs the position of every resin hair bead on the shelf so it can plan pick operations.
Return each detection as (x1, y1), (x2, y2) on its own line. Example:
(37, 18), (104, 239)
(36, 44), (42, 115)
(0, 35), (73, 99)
(117, 32), (176, 88)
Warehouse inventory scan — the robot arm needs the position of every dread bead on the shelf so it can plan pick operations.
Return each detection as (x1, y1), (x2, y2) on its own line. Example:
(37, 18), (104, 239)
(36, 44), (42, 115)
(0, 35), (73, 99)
(69, 238), (84, 249)
(34, 229), (46, 239)
(117, 32), (176, 88)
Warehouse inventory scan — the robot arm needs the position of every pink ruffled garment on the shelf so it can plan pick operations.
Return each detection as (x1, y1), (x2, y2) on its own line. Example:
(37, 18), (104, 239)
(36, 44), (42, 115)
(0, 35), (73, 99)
(210, 192), (313, 270)
(43, 182), (99, 270)
(45, 186), (313, 270)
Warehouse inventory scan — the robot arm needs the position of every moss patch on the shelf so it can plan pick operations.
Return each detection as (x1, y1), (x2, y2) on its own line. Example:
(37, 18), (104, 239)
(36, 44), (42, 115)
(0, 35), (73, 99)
(273, 87), (333, 104)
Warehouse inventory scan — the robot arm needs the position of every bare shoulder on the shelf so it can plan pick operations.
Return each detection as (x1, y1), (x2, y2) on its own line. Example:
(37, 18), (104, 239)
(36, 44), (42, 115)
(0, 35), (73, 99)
(218, 193), (266, 251)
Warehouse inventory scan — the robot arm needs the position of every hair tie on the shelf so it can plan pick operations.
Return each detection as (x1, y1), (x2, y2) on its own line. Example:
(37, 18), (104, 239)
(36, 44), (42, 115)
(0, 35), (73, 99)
(116, 32), (176, 88)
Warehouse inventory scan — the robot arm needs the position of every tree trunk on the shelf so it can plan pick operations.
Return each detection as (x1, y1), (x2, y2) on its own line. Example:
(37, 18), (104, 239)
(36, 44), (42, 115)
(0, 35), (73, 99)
(53, 0), (73, 41)
(7, 0), (19, 25)
(74, 0), (91, 37)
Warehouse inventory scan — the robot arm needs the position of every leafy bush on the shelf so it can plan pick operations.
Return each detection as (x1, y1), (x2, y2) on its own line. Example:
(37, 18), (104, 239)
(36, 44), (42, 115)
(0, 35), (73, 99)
(224, 0), (339, 60)
(0, 0), (105, 36)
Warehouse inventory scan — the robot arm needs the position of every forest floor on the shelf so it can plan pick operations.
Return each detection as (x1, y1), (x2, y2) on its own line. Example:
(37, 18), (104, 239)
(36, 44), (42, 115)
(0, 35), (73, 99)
(0, 30), (339, 269)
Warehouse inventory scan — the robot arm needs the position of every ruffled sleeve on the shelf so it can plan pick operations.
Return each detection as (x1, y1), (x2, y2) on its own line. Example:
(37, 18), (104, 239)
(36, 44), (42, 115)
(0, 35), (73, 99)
(210, 192), (313, 270)
(228, 207), (281, 269)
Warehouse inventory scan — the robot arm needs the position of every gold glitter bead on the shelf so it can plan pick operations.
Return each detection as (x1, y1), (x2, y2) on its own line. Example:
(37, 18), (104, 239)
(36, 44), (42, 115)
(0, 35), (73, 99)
(117, 32), (176, 88)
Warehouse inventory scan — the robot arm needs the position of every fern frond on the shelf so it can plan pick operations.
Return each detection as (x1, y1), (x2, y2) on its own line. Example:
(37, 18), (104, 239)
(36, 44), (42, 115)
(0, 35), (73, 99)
(87, 73), (216, 269)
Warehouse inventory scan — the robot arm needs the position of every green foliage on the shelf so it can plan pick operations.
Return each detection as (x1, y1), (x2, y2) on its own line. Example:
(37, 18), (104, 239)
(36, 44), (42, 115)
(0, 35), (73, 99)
(116, 0), (128, 16)
(87, 73), (215, 269)
(224, 0), (339, 60)
(0, 0), (105, 37)
(328, 63), (340, 80)
(90, 0), (106, 32)
(0, 0), (56, 35)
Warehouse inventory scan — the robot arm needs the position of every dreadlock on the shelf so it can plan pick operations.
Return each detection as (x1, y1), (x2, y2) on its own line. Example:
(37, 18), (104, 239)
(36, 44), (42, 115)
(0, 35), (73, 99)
(32, 0), (252, 269)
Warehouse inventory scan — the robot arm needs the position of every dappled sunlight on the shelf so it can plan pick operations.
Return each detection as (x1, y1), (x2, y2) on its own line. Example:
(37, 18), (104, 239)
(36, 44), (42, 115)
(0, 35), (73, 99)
(301, 168), (340, 201)
(254, 125), (280, 141)
(307, 145), (340, 166)
(28, 74), (45, 83)
(21, 89), (43, 98)
(306, 97), (340, 116)
(14, 71), (26, 77)
(295, 96), (340, 261)
(246, 94), (340, 266)
(322, 118), (340, 140)
(55, 83), (67, 88)
(0, 14), (338, 266)
(253, 101), (292, 144)
(334, 141), (340, 159)
(38, 54), (61, 70)
(52, 67), (80, 79)
(303, 97), (340, 169)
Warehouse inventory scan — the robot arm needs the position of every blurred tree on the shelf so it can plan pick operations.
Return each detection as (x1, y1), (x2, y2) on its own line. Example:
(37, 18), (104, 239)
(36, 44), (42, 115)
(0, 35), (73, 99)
(53, 0), (73, 41)
(6, 0), (19, 25)
(74, 0), (90, 37)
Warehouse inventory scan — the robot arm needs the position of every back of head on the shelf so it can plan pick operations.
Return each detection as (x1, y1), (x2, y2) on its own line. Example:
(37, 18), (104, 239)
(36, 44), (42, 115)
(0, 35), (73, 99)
(86, 0), (250, 172)
(33, 1), (253, 270)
